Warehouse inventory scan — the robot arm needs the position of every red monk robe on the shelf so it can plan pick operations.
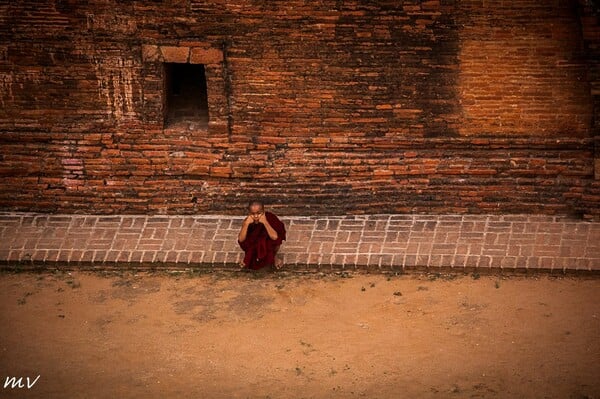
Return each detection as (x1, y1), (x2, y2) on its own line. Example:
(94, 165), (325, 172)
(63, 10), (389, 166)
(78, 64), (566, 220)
(238, 211), (286, 270)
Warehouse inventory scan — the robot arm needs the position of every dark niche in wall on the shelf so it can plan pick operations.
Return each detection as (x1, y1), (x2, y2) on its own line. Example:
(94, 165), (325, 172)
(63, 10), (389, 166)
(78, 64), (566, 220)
(164, 62), (208, 129)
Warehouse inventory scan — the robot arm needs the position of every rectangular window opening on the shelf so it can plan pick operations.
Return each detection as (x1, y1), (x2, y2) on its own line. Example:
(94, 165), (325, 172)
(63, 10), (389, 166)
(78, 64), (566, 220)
(164, 63), (208, 129)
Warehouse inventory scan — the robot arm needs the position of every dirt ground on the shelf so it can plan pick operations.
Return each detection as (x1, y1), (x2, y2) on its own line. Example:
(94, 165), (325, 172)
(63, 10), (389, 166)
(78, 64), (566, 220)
(0, 268), (598, 399)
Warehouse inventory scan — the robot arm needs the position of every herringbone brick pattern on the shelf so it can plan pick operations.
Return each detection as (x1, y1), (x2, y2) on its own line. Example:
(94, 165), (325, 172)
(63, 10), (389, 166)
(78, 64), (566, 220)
(0, 213), (598, 271)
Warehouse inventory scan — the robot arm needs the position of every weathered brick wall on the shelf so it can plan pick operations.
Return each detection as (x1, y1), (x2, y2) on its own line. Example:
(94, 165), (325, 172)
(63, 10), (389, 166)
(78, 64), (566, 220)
(578, 0), (600, 217)
(0, 0), (598, 217)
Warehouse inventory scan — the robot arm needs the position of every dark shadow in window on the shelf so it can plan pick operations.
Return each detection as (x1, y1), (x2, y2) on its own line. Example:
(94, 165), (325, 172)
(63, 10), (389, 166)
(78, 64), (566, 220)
(164, 63), (208, 128)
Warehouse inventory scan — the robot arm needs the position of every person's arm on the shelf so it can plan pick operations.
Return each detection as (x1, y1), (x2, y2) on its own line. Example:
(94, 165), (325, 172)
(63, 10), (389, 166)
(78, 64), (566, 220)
(258, 213), (278, 241)
(238, 216), (253, 243)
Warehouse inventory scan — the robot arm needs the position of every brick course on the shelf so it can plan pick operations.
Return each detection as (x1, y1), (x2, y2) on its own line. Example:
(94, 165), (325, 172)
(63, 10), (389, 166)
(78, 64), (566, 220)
(0, 213), (597, 272)
(0, 1), (598, 217)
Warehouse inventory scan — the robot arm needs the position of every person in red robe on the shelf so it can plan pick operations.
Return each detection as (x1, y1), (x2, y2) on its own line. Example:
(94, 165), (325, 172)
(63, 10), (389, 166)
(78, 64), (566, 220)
(237, 200), (286, 270)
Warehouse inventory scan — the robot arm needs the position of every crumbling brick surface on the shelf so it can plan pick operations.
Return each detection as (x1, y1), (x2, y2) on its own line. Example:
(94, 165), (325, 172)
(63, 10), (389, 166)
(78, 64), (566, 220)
(0, 1), (598, 217)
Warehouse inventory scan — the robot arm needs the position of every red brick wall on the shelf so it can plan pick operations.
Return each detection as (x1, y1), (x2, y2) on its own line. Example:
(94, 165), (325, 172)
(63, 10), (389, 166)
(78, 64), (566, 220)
(458, 0), (591, 137)
(0, 0), (598, 217)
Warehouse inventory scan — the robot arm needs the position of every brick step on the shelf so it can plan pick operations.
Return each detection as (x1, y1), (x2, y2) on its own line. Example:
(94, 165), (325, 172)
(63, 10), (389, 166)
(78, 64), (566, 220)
(0, 213), (597, 272)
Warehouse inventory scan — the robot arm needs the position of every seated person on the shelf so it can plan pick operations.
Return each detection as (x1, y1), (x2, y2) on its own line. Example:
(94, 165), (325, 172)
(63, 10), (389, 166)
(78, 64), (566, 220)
(237, 200), (286, 270)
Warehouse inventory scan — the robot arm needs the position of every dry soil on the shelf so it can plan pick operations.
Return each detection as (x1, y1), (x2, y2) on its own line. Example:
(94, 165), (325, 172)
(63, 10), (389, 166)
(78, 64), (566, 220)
(0, 269), (598, 398)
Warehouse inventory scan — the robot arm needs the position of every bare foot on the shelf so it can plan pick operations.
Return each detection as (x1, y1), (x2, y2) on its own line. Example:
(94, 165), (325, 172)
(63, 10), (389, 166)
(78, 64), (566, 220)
(239, 261), (246, 269)
(274, 257), (283, 270)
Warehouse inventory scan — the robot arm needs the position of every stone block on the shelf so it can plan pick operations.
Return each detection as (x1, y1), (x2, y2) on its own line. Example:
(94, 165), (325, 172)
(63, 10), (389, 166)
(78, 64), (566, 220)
(160, 46), (189, 63)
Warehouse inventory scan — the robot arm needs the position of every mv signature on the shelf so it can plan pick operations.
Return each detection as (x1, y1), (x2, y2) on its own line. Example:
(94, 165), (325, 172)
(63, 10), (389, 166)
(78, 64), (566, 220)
(3, 375), (41, 389)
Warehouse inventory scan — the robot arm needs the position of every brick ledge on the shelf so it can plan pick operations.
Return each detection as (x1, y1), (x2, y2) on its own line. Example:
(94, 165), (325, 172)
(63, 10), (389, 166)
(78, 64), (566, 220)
(0, 213), (598, 272)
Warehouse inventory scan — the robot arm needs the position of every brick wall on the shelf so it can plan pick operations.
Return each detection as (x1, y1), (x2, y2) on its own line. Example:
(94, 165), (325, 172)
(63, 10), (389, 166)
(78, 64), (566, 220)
(0, 0), (598, 217)
(577, 0), (600, 217)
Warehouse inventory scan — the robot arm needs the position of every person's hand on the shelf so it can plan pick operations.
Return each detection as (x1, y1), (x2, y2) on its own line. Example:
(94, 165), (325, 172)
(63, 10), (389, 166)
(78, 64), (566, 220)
(243, 215), (254, 226)
(257, 212), (267, 224)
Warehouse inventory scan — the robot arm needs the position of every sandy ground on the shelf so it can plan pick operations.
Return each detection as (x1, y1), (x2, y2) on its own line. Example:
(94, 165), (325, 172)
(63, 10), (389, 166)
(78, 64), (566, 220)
(0, 268), (598, 399)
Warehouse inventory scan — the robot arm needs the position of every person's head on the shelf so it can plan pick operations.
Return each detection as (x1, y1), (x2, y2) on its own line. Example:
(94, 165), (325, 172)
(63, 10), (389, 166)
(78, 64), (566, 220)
(248, 200), (264, 222)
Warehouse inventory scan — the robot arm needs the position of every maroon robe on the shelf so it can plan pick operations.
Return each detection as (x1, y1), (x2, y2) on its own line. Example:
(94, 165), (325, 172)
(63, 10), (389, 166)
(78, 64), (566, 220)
(238, 211), (286, 270)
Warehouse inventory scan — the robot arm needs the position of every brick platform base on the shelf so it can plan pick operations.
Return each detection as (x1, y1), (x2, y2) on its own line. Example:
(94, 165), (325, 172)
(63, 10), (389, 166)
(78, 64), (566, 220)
(0, 213), (598, 272)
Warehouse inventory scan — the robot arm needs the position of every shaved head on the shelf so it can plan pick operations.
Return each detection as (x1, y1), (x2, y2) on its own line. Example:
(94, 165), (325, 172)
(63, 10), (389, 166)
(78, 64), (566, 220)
(248, 200), (264, 215)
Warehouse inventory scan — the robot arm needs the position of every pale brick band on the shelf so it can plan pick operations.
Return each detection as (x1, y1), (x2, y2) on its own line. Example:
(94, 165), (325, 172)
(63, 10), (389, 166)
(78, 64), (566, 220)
(0, 213), (598, 272)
